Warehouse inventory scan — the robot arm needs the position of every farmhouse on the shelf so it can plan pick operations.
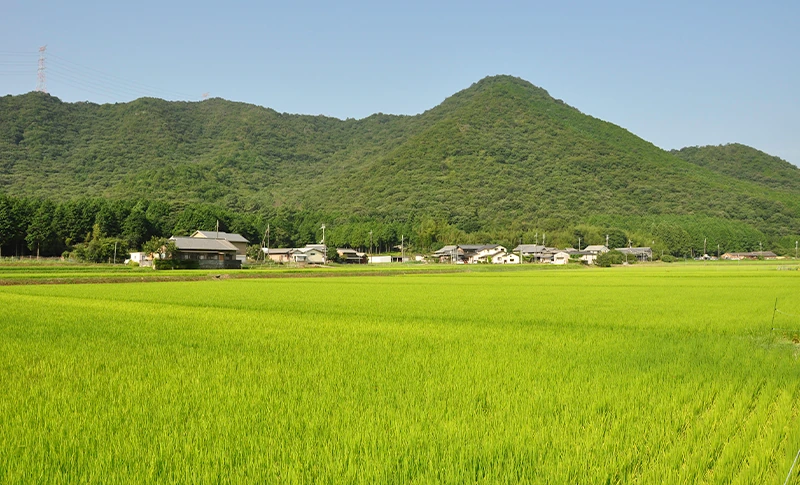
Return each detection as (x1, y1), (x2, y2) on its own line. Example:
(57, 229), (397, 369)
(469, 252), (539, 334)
(337, 248), (367, 264)
(169, 236), (241, 269)
(369, 255), (410, 263)
(568, 250), (598, 265)
(583, 245), (609, 255)
(470, 244), (507, 264)
(433, 245), (464, 263)
(616, 247), (653, 261)
(491, 251), (520, 264)
(552, 251), (571, 265)
(125, 252), (148, 265)
(513, 244), (547, 257)
(262, 247), (293, 263)
(720, 251), (778, 260)
(191, 230), (249, 262)
(291, 246), (326, 264)
(538, 248), (559, 263)
(433, 244), (509, 264)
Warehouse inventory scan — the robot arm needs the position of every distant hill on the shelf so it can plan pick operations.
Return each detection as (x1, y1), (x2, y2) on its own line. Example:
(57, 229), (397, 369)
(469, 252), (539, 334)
(1, 75), (799, 254)
(672, 144), (800, 192)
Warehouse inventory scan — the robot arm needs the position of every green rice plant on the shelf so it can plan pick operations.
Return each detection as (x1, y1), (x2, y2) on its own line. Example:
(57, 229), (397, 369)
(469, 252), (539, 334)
(0, 265), (799, 483)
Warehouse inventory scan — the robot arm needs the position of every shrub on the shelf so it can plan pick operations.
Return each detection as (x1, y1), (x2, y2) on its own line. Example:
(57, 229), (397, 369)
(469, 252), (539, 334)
(154, 259), (200, 270)
(596, 250), (631, 267)
(661, 255), (676, 263)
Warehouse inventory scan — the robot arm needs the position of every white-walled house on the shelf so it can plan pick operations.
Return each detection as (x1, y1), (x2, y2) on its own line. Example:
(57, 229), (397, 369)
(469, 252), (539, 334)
(491, 252), (520, 264)
(469, 244), (507, 264)
(552, 251), (571, 265)
(583, 245), (609, 255)
(369, 255), (410, 263)
(291, 247), (325, 264)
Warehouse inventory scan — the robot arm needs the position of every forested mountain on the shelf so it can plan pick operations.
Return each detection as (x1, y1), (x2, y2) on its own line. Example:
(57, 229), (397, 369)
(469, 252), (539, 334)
(672, 144), (800, 192)
(1, 75), (799, 257)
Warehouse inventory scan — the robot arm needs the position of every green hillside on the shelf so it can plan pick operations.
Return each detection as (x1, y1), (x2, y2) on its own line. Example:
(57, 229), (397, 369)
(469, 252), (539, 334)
(1, 76), (799, 256)
(672, 143), (800, 192)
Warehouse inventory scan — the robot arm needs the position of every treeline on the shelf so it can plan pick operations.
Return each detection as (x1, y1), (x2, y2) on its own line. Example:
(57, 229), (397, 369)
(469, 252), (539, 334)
(1, 193), (796, 262)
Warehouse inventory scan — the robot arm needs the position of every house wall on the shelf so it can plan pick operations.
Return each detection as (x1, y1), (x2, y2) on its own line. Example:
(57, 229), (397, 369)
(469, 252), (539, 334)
(293, 250), (325, 263)
(492, 253), (520, 264)
(552, 252), (570, 265)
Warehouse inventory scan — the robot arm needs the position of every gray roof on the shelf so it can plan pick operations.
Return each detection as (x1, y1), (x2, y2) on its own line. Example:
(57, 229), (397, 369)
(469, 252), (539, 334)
(434, 245), (459, 255)
(459, 244), (493, 251)
(584, 245), (609, 252)
(192, 230), (250, 243)
(725, 251), (778, 258)
(264, 248), (293, 255)
(616, 247), (653, 254)
(293, 247), (323, 254)
(171, 237), (238, 251)
(513, 244), (546, 253)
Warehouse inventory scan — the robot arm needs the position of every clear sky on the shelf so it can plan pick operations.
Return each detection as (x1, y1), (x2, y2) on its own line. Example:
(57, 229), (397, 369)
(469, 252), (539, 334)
(2, 0), (799, 165)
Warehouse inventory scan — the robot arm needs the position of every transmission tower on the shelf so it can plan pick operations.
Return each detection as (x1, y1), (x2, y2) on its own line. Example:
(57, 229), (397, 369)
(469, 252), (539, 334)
(35, 45), (47, 93)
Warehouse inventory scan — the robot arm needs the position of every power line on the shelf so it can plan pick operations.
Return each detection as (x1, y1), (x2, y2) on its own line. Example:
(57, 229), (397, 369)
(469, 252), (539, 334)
(48, 52), (196, 99)
(47, 68), (159, 100)
(1, 48), (204, 101)
(48, 64), (168, 99)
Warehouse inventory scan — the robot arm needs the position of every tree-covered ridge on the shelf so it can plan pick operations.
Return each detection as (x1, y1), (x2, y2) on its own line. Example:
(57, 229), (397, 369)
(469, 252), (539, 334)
(1, 75), (799, 249)
(671, 144), (800, 192)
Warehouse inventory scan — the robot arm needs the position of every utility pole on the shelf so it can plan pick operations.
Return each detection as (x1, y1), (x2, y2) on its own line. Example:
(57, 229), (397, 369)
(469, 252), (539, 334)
(796, 240), (798, 259)
(717, 243), (720, 259)
(369, 230), (373, 263)
(401, 234), (404, 262)
(606, 234), (609, 248)
(113, 241), (117, 264)
(703, 238), (707, 257)
(262, 224), (269, 262)
(321, 224), (326, 264)
(535, 232), (538, 245)
(578, 237), (582, 251)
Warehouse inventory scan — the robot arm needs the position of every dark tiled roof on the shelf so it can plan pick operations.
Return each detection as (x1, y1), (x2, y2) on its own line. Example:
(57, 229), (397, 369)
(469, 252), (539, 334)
(171, 237), (238, 251)
(192, 230), (250, 243)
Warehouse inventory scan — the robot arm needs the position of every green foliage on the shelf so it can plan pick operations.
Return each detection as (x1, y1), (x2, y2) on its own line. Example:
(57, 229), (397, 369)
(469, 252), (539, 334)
(661, 255), (676, 263)
(673, 144), (800, 192)
(154, 259), (200, 270)
(596, 250), (630, 267)
(71, 224), (128, 263)
(1, 266), (800, 481)
(1, 79), (800, 257)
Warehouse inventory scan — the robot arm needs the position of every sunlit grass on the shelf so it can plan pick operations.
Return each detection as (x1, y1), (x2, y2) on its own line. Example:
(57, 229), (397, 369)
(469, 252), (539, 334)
(1, 265), (799, 482)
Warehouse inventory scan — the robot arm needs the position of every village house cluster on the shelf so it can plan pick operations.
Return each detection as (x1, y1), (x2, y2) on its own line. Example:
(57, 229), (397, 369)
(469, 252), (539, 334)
(433, 244), (652, 264)
(128, 230), (780, 269)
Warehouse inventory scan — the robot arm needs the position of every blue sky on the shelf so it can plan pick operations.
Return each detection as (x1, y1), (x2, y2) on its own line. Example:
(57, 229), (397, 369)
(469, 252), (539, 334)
(2, 1), (799, 164)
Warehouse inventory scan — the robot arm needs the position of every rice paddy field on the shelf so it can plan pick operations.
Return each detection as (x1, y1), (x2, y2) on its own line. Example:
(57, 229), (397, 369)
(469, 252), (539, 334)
(1, 263), (800, 483)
